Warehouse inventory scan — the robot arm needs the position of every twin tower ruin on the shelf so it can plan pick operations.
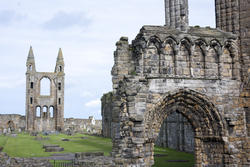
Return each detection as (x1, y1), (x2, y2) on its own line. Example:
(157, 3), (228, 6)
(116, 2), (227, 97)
(25, 47), (65, 131)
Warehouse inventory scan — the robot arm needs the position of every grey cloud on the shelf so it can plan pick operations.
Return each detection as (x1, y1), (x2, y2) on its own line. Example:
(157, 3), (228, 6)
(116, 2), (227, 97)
(43, 11), (91, 30)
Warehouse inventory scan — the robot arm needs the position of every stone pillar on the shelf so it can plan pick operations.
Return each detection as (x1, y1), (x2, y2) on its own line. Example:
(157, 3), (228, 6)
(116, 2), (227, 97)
(216, 0), (250, 137)
(165, 0), (189, 31)
(215, 0), (240, 34)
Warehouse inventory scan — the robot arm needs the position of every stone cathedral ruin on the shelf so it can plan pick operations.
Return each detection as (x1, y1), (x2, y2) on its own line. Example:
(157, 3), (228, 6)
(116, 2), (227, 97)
(25, 47), (65, 132)
(0, 0), (249, 166)
(101, 0), (250, 166)
(0, 47), (101, 134)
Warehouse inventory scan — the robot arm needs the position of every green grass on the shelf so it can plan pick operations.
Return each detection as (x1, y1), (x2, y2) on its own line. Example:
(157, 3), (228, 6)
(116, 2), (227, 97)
(0, 133), (112, 157)
(153, 147), (194, 167)
(0, 133), (194, 167)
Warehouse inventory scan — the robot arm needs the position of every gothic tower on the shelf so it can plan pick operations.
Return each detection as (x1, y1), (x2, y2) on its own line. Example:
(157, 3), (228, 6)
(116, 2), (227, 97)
(25, 47), (65, 132)
(215, 0), (250, 136)
(164, 0), (189, 31)
(25, 46), (36, 131)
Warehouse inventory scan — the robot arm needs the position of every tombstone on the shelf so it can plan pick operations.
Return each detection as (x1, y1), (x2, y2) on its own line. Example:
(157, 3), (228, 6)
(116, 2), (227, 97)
(65, 128), (74, 136)
(43, 144), (64, 152)
(42, 131), (49, 136)
(61, 138), (70, 141)
(30, 132), (38, 136)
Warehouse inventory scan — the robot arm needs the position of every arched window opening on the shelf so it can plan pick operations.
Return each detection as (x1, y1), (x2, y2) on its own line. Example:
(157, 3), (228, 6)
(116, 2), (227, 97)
(58, 98), (61, 105)
(189, 0), (215, 27)
(43, 106), (48, 118)
(29, 65), (32, 71)
(40, 77), (51, 96)
(49, 106), (54, 118)
(7, 121), (15, 132)
(30, 82), (34, 89)
(59, 66), (62, 72)
(58, 83), (61, 91)
(43, 106), (48, 112)
(30, 97), (33, 104)
(36, 106), (41, 117)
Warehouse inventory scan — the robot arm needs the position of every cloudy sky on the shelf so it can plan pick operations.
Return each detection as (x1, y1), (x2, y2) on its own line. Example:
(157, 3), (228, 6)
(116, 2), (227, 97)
(0, 0), (215, 119)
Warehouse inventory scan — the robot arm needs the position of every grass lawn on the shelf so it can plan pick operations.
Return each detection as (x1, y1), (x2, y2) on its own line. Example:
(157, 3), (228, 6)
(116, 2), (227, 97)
(0, 133), (194, 167)
(153, 147), (194, 167)
(0, 133), (112, 157)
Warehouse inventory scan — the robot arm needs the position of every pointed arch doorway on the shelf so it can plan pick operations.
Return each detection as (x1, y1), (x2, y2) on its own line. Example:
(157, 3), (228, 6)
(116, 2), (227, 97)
(144, 89), (226, 166)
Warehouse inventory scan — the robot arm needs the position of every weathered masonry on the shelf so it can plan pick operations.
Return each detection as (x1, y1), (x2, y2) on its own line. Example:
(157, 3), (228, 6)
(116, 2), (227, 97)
(25, 47), (65, 132)
(101, 0), (250, 166)
(101, 92), (114, 138)
(215, 0), (250, 137)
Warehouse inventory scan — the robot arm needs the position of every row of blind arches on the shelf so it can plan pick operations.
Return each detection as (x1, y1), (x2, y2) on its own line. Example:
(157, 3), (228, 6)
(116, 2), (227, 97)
(36, 106), (54, 118)
(136, 36), (238, 79)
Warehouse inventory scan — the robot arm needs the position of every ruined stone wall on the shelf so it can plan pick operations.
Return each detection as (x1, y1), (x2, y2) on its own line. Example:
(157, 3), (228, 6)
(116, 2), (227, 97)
(0, 114), (101, 134)
(0, 152), (52, 167)
(101, 92), (114, 138)
(64, 117), (102, 134)
(0, 114), (25, 133)
(101, 91), (195, 152)
(215, 0), (250, 136)
(25, 47), (65, 132)
(164, 0), (189, 31)
(110, 25), (248, 166)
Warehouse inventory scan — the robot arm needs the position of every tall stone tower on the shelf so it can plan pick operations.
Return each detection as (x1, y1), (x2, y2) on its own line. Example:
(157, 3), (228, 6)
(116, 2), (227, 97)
(164, 0), (189, 31)
(215, 0), (250, 136)
(25, 47), (65, 132)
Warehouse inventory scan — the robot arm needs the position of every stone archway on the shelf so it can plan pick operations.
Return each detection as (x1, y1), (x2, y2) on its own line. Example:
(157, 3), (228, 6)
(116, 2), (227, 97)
(7, 120), (15, 132)
(144, 89), (226, 167)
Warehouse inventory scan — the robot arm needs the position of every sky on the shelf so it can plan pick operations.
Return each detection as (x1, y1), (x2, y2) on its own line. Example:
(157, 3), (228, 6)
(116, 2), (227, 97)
(0, 0), (215, 119)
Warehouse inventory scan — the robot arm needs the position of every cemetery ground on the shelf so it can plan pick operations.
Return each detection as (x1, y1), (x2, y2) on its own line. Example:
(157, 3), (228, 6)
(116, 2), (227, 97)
(0, 133), (194, 167)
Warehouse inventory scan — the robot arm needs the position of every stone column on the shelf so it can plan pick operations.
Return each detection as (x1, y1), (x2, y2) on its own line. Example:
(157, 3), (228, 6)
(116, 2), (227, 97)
(165, 0), (189, 31)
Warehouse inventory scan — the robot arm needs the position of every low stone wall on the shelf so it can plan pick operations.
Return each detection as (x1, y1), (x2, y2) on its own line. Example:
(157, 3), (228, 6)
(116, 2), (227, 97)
(64, 117), (102, 134)
(0, 152), (52, 167)
(74, 152), (114, 167)
(0, 114), (102, 135)
(74, 156), (114, 167)
(0, 114), (25, 134)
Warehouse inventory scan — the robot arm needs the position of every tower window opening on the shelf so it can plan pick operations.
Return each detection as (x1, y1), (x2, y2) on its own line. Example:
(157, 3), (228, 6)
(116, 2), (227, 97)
(36, 106), (41, 117)
(59, 66), (62, 72)
(49, 106), (54, 118)
(30, 82), (33, 89)
(30, 97), (33, 104)
(58, 83), (61, 90)
(29, 65), (32, 71)
(59, 98), (61, 104)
